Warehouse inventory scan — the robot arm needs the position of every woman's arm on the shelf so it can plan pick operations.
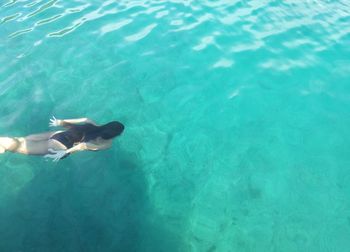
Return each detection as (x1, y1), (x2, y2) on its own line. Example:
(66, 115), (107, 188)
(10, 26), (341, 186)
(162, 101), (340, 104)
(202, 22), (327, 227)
(62, 118), (97, 125)
(66, 143), (87, 154)
(49, 116), (97, 127)
(45, 141), (112, 162)
(84, 141), (112, 151)
(66, 141), (112, 154)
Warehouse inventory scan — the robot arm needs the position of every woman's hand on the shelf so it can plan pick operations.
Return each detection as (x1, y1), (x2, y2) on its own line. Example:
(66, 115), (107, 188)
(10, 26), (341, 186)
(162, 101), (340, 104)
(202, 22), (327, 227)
(49, 116), (62, 127)
(44, 148), (67, 162)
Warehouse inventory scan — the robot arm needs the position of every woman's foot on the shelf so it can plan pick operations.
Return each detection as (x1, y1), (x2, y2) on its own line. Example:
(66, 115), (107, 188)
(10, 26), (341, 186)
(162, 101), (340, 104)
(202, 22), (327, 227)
(0, 145), (5, 153)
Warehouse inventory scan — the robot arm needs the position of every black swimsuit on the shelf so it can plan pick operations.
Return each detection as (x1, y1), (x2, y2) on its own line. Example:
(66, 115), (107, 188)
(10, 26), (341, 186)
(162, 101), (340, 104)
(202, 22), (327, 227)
(51, 132), (74, 149)
(50, 125), (87, 159)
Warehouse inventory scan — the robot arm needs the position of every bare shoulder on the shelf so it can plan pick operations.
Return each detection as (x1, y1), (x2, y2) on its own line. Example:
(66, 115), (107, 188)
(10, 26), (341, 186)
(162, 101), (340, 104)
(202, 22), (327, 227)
(87, 137), (112, 147)
(85, 138), (112, 151)
(90, 137), (111, 144)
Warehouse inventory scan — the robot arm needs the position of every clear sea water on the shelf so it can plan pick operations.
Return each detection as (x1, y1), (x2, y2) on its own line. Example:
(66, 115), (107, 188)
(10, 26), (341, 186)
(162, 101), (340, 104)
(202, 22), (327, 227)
(1, 0), (350, 251)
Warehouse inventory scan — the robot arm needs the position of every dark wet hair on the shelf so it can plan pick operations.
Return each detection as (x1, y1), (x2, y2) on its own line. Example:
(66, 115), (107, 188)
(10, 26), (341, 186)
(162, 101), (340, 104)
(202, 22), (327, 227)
(67, 121), (124, 142)
(98, 121), (125, 140)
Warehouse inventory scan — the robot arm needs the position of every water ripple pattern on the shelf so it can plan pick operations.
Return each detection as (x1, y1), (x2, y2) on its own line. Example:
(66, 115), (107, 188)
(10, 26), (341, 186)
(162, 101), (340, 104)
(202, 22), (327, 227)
(1, 0), (350, 251)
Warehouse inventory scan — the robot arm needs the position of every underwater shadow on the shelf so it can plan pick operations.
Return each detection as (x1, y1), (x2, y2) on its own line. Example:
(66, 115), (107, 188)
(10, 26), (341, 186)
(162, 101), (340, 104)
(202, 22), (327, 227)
(0, 148), (183, 252)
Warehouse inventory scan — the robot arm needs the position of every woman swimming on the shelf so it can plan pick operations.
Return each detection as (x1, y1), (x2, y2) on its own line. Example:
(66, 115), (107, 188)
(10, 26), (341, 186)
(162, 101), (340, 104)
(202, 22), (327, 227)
(0, 117), (124, 161)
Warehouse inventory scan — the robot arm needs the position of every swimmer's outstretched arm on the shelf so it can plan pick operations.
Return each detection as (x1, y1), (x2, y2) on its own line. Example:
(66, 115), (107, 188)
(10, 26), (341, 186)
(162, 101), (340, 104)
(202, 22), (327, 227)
(45, 141), (112, 161)
(66, 141), (112, 153)
(49, 116), (97, 127)
(62, 118), (97, 125)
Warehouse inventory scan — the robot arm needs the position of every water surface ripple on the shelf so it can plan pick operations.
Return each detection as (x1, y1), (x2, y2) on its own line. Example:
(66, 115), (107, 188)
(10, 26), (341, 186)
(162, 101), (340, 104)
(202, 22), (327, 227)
(1, 0), (350, 251)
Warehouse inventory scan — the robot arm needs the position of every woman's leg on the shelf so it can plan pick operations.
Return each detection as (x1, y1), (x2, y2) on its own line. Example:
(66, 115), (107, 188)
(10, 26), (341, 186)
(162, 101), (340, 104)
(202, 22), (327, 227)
(0, 137), (19, 153)
(15, 138), (67, 155)
(24, 131), (61, 141)
(0, 134), (66, 155)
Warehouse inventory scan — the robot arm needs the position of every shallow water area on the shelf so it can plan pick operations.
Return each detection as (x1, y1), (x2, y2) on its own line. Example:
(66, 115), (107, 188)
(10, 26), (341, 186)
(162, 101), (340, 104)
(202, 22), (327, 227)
(1, 0), (350, 251)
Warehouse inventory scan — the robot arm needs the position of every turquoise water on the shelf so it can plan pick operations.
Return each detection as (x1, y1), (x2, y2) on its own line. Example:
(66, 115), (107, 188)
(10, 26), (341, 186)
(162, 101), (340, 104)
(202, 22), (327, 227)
(1, 0), (350, 251)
